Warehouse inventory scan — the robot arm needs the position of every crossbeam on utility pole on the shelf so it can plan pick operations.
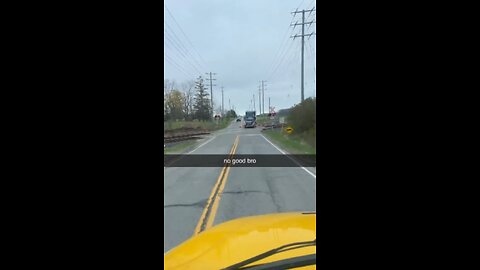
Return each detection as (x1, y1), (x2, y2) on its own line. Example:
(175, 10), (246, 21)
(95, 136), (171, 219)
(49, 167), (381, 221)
(291, 7), (316, 103)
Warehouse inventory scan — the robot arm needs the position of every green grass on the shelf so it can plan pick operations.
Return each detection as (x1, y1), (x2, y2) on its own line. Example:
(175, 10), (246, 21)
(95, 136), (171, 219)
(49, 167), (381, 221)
(256, 115), (278, 126)
(164, 119), (232, 131)
(255, 116), (269, 125)
(263, 129), (316, 155)
(164, 140), (197, 154)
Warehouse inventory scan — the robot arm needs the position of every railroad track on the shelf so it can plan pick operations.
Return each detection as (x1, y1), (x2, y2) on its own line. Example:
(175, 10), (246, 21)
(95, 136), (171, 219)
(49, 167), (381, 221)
(164, 130), (210, 144)
(164, 135), (204, 143)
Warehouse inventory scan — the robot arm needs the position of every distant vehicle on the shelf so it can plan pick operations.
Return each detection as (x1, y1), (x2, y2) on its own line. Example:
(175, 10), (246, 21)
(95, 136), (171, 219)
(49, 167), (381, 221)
(244, 111), (256, 128)
(236, 118), (241, 122)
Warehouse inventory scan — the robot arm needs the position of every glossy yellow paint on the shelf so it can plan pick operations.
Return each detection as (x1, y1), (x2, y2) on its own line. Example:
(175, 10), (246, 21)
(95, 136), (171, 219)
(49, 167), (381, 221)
(164, 212), (316, 270)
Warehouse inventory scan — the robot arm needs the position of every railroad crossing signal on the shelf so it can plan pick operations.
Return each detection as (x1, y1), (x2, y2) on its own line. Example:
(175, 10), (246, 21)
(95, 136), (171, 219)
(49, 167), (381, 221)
(268, 106), (276, 119)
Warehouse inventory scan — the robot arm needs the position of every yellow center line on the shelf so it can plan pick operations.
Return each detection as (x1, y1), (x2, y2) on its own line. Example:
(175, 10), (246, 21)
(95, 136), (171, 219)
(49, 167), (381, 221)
(205, 137), (239, 229)
(193, 135), (239, 236)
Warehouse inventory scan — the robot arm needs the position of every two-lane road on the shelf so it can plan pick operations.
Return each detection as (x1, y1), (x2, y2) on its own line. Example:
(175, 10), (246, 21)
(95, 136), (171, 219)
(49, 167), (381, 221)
(164, 121), (316, 252)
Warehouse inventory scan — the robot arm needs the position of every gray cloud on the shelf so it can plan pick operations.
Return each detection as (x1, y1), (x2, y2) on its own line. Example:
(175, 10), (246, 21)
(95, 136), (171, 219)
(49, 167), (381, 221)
(164, 0), (316, 114)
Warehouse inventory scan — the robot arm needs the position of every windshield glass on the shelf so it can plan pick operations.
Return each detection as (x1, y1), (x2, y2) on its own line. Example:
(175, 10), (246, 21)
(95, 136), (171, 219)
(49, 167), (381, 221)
(164, 0), (316, 266)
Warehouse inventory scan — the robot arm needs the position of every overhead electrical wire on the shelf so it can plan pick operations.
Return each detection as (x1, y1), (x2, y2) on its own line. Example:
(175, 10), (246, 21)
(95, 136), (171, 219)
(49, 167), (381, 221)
(164, 40), (200, 78)
(267, 37), (297, 81)
(280, 40), (302, 78)
(164, 39), (200, 77)
(164, 21), (204, 74)
(164, 4), (209, 71)
(165, 54), (196, 79)
(265, 0), (315, 81)
(164, 25), (203, 76)
(264, 12), (298, 77)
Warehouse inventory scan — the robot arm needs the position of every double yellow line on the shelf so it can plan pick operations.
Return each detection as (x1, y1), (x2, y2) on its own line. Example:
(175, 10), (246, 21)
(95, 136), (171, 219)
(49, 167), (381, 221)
(193, 135), (239, 236)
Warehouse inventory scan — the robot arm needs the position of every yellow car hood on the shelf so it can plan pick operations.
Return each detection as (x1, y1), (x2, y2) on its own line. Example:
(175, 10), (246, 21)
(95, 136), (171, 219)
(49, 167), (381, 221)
(164, 212), (316, 270)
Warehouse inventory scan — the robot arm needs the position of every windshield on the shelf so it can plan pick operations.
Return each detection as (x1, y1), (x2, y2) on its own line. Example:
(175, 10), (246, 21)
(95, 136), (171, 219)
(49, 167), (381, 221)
(164, 0), (316, 266)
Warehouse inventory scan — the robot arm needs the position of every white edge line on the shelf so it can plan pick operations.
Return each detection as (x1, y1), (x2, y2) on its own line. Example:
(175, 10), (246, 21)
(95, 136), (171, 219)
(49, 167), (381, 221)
(187, 135), (216, 154)
(261, 135), (316, 179)
(164, 135), (216, 169)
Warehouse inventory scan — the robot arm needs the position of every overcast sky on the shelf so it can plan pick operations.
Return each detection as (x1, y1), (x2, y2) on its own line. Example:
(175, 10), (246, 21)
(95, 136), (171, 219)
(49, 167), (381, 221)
(164, 0), (316, 115)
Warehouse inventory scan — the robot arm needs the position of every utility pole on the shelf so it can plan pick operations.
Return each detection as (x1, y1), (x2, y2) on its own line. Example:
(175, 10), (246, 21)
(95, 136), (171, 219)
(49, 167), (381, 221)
(253, 94), (256, 112)
(258, 85), (261, 114)
(269, 97), (270, 112)
(261, 80), (267, 115)
(291, 8), (315, 103)
(205, 72), (217, 115)
(221, 86), (224, 116)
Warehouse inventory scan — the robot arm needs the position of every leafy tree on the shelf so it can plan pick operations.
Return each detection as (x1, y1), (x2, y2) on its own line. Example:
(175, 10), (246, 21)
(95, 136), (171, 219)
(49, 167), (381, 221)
(164, 92), (168, 121)
(165, 90), (185, 120)
(225, 110), (237, 118)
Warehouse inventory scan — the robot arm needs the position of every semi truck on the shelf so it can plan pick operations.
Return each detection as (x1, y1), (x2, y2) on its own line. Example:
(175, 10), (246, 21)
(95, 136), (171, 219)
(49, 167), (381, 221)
(244, 111), (256, 128)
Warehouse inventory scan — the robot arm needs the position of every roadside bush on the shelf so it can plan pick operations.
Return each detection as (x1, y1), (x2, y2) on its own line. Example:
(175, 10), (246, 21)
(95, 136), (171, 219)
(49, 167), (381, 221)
(287, 97), (316, 134)
(303, 128), (316, 147)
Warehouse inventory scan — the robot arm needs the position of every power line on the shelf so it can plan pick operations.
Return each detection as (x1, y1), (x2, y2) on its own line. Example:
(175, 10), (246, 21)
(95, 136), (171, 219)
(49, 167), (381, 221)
(296, 0), (307, 10)
(164, 4), (209, 71)
(267, 6), (315, 81)
(305, 0), (315, 10)
(267, 40), (301, 100)
(164, 24), (203, 75)
(164, 42), (201, 77)
(267, 39), (296, 81)
(164, 35), (200, 76)
(305, 40), (316, 98)
(263, 0), (309, 79)
(306, 38), (316, 62)
(164, 23), (197, 66)
(164, 54), (195, 79)
(268, 38), (300, 82)
(164, 21), (205, 74)
(276, 41), (301, 82)
(265, 11), (298, 77)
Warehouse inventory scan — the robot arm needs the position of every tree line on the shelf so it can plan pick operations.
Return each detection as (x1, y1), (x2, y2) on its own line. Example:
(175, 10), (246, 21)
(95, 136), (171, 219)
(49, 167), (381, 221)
(164, 76), (237, 121)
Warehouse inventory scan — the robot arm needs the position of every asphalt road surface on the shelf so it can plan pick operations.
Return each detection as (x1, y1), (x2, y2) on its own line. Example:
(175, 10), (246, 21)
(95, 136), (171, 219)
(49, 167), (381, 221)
(164, 120), (316, 253)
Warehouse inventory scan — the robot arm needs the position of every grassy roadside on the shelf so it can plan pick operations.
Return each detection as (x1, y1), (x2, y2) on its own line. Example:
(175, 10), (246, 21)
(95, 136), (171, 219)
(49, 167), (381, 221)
(256, 116), (274, 126)
(164, 119), (232, 131)
(164, 140), (197, 154)
(263, 129), (316, 155)
(164, 119), (232, 155)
